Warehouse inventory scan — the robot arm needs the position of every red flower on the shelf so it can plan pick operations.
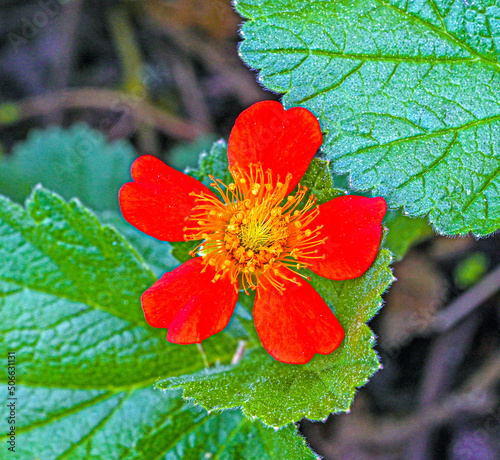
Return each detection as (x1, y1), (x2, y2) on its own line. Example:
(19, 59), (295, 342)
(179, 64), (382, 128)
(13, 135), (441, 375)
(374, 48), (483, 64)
(119, 101), (386, 365)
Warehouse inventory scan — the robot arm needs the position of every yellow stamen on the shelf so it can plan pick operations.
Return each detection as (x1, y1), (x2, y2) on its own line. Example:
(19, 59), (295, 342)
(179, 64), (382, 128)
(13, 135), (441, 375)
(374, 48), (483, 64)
(183, 163), (325, 293)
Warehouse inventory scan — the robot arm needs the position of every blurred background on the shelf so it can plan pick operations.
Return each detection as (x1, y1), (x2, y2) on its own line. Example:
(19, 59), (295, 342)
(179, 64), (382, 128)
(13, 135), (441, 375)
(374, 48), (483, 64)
(1, 1), (500, 458)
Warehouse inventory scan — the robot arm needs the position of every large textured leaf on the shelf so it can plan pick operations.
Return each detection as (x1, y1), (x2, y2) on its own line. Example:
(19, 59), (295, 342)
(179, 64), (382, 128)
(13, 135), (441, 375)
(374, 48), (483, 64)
(0, 188), (314, 458)
(161, 249), (393, 427)
(4, 386), (315, 459)
(301, 158), (432, 258)
(99, 210), (178, 278)
(236, 0), (500, 236)
(0, 124), (135, 211)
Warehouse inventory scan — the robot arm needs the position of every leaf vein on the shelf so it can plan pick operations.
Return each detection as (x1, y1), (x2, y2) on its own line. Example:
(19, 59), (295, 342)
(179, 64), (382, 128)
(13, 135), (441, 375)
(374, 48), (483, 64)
(462, 160), (500, 213)
(295, 61), (365, 104)
(55, 391), (131, 460)
(343, 112), (500, 156)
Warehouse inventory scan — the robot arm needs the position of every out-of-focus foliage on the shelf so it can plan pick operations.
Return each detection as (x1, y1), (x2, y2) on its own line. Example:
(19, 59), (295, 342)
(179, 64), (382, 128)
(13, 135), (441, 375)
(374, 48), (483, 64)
(0, 124), (134, 211)
(454, 251), (489, 290)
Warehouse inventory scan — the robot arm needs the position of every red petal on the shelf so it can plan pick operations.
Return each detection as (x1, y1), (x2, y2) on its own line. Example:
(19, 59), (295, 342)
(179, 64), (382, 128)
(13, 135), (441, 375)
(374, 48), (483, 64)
(254, 269), (344, 364)
(119, 155), (217, 241)
(306, 196), (386, 280)
(141, 257), (238, 344)
(227, 101), (322, 195)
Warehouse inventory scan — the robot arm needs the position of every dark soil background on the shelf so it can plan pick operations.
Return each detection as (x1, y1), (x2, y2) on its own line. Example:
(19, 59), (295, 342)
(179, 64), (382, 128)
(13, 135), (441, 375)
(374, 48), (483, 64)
(1, 1), (500, 459)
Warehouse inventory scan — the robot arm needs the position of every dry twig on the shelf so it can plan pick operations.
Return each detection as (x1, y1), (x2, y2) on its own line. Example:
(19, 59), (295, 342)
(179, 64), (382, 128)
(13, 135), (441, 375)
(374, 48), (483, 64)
(8, 87), (206, 141)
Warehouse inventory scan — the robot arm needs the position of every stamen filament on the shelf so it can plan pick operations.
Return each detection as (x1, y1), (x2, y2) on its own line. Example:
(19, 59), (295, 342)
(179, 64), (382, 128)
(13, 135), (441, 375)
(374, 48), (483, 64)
(183, 163), (326, 293)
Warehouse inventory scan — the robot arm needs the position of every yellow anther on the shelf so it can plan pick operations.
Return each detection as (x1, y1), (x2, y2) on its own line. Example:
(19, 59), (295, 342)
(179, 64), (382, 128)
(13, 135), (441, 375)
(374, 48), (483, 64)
(251, 183), (261, 195)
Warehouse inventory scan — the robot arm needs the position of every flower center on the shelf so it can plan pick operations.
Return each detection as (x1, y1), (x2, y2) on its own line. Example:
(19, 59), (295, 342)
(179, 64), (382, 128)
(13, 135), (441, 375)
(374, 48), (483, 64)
(183, 164), (326, 293)
(240, 220), (280, 251)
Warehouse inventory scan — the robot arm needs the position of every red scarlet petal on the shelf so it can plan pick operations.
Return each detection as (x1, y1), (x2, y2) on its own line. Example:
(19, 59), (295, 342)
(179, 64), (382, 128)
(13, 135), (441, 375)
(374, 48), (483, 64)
(254, 269), (344, 364)
(141, 257), (239, 344)
(227, 101), (322, 195)
(119, 155), (218, 241)
(306, 195), (387, 280)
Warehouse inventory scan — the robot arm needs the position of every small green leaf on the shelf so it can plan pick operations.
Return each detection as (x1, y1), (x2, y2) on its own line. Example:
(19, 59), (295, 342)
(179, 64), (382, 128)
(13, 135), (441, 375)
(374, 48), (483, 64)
(237, 0), (500, 236)
(0, 188), (314, 457)
(299, 158), (346, 204)
(171, 239), (203, 264)
(170, 139), (232, 264)
(384, 211), (433, 261)
(187, 139), (232, 186)
(161, 250), (393, 427)
(0, 124), (135, 211)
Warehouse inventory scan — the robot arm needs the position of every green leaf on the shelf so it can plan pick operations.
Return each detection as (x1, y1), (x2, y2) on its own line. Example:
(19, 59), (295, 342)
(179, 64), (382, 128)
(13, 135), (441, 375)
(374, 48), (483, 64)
(0, 188), (316, 458)
(5, 386), (316, 460)
(383, 211), (433, 261)
(236, 0), (500, 236)
(99, 210), (179, 277)
(0, 186), (234, 387)
(299, 158), (346, 204)
(187, 139), (232, 187)
(169, 139), (233, 264)
(0, 123), (135, 211)
(161, 250), (393, 427)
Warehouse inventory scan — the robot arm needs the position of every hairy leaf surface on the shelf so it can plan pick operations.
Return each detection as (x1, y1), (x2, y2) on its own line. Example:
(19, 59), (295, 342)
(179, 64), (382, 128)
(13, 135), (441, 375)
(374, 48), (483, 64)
(0, 188), (313, 458)
(162, 250), (393, 427)
(237, 0), (500, 235)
